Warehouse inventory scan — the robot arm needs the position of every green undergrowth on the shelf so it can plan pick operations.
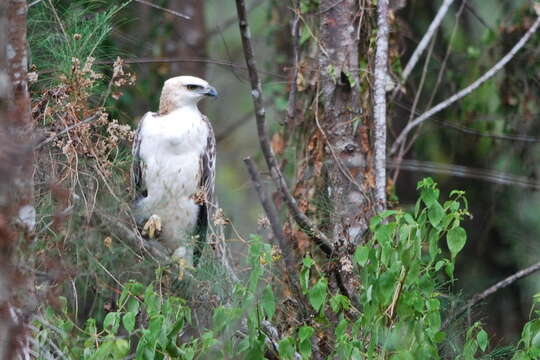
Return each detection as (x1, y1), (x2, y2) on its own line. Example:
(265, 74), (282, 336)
(32, 179), (540, 359)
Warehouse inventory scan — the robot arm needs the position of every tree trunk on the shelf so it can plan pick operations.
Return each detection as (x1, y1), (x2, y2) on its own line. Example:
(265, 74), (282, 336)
(0, 1), (33, 358)
(164, 1), (207, 78)
(318, 0), (374, 249)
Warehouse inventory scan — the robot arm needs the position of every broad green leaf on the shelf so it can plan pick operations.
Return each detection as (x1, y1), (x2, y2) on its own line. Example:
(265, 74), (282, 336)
(262, 285), (276, 320)
(428, 202), (444, 228)
(447, 226), (467, 258)
(421, 186), (439, 206)
(298, 326), (314, 342)
(122, 311), (136, 333)
(477, 329), (488, 352)
(112, 339), (129, 358)
(278, 337), (295, 359)
(308, 278), (328, 312)
(103, 312), (120, 335)
(354, 246), (369, 267)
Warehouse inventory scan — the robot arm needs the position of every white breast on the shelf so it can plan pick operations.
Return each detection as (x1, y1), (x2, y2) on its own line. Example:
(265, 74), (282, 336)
(137, 107), (208, 247)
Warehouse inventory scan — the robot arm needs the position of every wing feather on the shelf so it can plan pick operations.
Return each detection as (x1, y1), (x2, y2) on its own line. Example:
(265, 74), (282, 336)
(194, 116), (216, 261)
(131, 112), (155, 198)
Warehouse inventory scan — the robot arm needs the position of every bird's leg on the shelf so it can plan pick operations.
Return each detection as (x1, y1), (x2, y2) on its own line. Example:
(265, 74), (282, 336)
(142, 214), (162, 239)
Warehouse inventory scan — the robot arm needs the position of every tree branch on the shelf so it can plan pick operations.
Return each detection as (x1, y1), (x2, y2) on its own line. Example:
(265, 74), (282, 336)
(390, 15), (540, 155)
(443, 261), (540, 329)
(373, 0), (390, 212)
(234, 0), (332, 255)
(133, 0), (190, 20)
(244, 157), (294, 270)
(401, 0), (455, 83)
(387, 159), (540, 190)
(34, 114), (99, 150)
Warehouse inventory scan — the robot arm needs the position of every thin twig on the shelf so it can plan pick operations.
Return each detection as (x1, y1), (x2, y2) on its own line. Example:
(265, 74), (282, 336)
(392, 33), (437, 183)
(28, 0), (45, 7)
(235, 0), (333, 255)
(35, 114), (99, 149)
(244, 157), (307, 308)
(207, 0), (266, 38)
(373, 0), (390, 212)
(286, 1), (301, 126)
(95, 57), (287, 79)
(133, 0), (190, 20)
(400, 0), (455, 83)
(244, 157), (292, 268)
(387, 159), (540, 190)
(443, 261), (540, 329)
(437, 120), (540, 143)
(390, 15), (540, 155)
(215, 99), (273, 143)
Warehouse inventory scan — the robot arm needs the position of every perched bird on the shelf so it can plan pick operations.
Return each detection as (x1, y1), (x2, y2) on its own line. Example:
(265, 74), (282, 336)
(131, 76), (219, 266)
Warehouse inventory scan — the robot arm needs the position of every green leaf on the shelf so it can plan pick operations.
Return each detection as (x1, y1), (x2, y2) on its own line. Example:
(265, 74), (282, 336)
(447, 226), (467, 258)
(278, 337), (295, 359)
(308, 278), (328, 312)
(112, 339), (129, 358)
(428, 202), (444, 228)
(103, 312), (120, 335)
(122, 311), (136, 333)
(262, 285), (276, 320)
(477, 329), (488, 352)
(434, 260), (446, 272)
(354, 246), (370, 267)
(298, 326), (314, 342)
(420, 186), (439, 206)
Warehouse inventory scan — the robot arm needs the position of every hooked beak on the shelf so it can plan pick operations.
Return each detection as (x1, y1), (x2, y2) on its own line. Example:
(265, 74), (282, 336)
(205, 86), (218, 98)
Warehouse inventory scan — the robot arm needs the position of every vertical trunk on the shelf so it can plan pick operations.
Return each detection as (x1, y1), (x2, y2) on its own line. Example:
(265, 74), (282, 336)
(0, 1), (32, 358)
(164, 1), (207, 77)
(319, 0), (374, 249)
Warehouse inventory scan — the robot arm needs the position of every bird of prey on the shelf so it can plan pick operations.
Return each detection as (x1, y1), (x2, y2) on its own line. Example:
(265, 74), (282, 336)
(131, 76), (219, 266)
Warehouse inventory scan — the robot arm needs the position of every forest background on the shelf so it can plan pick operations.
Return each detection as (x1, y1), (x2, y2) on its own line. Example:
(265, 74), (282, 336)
(1, 0), (540, 359)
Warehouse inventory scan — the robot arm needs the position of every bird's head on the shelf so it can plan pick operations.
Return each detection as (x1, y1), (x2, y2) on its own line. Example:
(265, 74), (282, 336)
(159, 76), (218, 114)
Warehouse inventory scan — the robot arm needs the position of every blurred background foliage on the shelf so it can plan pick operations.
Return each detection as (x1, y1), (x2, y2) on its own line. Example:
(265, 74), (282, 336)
(27, 0), (540, 348)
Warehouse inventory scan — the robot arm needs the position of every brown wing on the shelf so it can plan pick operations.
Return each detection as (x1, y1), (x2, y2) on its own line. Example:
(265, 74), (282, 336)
(194, 116), (217, 262)
(131, 112), (155, 199)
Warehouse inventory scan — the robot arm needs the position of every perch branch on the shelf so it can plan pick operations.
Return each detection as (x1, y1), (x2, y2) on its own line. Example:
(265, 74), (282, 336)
(373, 0), (390, 212)
(443, 261), (540, 329)
(235, 0), (332, 255)
(390, 15), (540, 155)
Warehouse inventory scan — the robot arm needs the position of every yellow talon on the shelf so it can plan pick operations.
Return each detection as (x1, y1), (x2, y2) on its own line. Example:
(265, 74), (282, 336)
(142, 214), (162, 239)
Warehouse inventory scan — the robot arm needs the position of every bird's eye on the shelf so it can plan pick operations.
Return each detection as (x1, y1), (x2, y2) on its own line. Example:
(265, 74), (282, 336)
(187, 84), (201, 91)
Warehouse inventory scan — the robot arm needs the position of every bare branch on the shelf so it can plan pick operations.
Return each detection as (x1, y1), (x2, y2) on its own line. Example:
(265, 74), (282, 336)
(244, 157), (293, 268)
(390, 15), (540, 155)
(401, 0), (455, 83)
(133, 0), (190, 20)
(94, 57), (287, 80)
(35, 114), (99, 150)
(437, 120), (540, 143)
(286, 1), (301, 126)
(373, 0), (390, 212)
(207, 0), (266, 38)
(387, 159), (540, 190)
(443, 261), (540, 329)
(234, 0), (333, 255)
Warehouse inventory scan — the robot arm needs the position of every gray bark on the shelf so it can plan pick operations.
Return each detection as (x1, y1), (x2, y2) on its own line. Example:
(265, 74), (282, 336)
(319, 0), (373, 248)
(0, 1), (33, 358)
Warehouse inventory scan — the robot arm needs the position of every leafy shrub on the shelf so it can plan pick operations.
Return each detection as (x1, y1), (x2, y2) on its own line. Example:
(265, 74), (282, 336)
(31, 179), (540, 359)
